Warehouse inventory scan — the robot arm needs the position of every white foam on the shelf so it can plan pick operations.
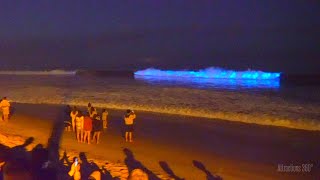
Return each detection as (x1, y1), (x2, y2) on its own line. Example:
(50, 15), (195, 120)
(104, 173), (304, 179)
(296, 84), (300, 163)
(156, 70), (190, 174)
(0, 70), (76, 75)
(1, 77), (319, 131)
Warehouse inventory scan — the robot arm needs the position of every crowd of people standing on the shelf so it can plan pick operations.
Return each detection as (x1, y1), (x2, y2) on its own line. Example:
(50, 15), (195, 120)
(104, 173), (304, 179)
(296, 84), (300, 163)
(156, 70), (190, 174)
(65, 103), (139, 179)
(0, 98), (141, 179)
(65, 102), (137, 144)
(0, 97), (137, 143)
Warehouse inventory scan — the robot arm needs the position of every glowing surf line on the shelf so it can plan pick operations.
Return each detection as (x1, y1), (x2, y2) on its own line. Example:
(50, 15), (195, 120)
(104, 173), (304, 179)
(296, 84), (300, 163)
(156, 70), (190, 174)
(134, 68), (281, 80)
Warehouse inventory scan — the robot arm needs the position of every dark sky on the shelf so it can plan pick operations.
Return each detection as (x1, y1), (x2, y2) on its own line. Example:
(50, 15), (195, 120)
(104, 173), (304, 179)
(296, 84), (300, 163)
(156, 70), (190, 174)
(0, 1), (319, 73)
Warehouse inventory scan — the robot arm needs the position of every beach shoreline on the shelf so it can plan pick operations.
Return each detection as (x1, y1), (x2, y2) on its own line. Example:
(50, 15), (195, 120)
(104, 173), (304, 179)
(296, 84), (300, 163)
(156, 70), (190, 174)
(0, 102), (319, 179)
(11, 98), (320, 132)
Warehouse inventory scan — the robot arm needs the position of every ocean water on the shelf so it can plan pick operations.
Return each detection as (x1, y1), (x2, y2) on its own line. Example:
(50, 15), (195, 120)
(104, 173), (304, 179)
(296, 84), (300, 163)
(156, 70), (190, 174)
(0, 70), (319, 131)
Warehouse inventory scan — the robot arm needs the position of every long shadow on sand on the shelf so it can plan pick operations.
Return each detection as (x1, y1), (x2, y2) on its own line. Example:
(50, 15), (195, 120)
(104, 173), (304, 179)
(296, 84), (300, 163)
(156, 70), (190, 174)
(159, 161), (185, 180)
(0, 103), (123, 180)
(0, 114), (66, 180)
(0, 137), (60, 179)
(79, 151), (115, 180)
(0, 137), (34, 180)
(123, 148), (160, 180)
(0, 107), (115, 180)
(193, 160), (223, 180)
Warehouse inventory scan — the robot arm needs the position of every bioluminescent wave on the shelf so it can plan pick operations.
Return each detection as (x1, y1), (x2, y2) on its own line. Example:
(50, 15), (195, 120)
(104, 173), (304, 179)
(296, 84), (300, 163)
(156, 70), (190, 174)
(134, 67), (281, 89)
(134, 67), (281, 80)
(134, 75), (280, 90)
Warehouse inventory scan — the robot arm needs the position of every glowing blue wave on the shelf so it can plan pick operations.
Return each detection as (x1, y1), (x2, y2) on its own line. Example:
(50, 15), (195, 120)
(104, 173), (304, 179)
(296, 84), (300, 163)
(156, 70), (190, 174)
(134, 75), (280, 90)
(134, 67), (281, 89)
(134, 67), (281, 80)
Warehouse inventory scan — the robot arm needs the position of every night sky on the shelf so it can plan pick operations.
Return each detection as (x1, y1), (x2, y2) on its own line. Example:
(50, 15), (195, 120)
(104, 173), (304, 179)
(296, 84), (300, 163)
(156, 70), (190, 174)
(0, 1), (319, 73)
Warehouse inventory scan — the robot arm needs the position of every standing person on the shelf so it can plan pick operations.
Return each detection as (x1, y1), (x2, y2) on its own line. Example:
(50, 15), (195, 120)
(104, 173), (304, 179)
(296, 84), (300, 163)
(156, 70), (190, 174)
(0, 98), (3, 121)
(83, 113), (93, 144)
(63, 105), (71, 131)
(75, 112), (84, 143)
(70, 106), (79, 132)
(92, 115), (103, 144)
(0, 97), (11, 122)
(89, 106), (97, 118)
(87, 103), (92, 114)
(101, 109), (108, 129)
(124, 109), (136, 143)
(64, 119), (72, 132)
(65, 105), (71, 119)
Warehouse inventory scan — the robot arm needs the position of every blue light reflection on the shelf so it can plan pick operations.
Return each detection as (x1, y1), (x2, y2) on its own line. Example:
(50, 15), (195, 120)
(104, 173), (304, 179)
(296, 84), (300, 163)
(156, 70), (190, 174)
(134, 68), (281, 89)
(135, 68), (280, 80)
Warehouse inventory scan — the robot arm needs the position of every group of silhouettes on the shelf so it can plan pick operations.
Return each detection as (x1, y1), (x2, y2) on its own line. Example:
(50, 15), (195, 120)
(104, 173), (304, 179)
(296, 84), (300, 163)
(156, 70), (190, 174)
(64, 103), (137, 144)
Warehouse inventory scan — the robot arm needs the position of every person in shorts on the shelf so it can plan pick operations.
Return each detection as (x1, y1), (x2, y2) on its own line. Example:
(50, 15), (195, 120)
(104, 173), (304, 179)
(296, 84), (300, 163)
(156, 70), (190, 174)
(75, 112), (84, 143)
(0, 97), (11, 122)
(92, 115), (103, 144)
(83, 113), (93, 144)
(124, 109), (136, 142)
(70, 106), (79, 132)
(101, 109), (108, 129)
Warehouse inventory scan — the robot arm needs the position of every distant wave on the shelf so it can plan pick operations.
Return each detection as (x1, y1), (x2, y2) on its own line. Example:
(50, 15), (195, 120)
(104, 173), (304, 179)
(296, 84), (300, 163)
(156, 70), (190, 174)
(0, 70), (76, 75)
(75, 70), (134, 78)
(135, 67), (281, 80)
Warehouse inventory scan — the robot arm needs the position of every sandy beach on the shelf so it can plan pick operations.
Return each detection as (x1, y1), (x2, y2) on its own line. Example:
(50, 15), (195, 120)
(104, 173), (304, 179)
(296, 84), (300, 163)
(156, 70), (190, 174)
(1, 102), (319, 179)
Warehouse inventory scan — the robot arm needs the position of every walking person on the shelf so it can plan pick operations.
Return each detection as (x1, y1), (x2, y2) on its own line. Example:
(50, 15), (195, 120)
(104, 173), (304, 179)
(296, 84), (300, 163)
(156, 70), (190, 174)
(83, 113), (93, 144)
(75, 112), (84, 143)
(70, 106), (79, 132)
(0, 97), (11, 122)
(101, 109), (108, 129)
(124, 109), (136, 143)
(92, 115), (103, 144)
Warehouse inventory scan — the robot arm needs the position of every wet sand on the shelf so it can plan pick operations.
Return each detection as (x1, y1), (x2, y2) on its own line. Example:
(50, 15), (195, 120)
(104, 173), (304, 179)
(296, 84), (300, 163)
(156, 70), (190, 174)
(1, 103), (319, 179)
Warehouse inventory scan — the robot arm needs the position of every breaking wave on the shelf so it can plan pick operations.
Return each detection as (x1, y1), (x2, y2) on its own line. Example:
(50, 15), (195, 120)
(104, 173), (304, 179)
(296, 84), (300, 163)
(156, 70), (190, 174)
(134, 67), (281, 80)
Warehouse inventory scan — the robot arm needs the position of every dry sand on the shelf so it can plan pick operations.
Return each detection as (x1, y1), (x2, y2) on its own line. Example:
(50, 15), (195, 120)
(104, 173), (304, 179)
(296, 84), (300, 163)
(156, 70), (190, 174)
(0, 103), (319, 179)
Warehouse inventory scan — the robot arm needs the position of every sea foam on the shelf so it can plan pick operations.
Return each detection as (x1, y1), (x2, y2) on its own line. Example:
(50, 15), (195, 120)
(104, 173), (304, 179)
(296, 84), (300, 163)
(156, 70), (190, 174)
(0, 70), (76, 75)
(135, 67), (281, 80)
(1, 74), (319, 131)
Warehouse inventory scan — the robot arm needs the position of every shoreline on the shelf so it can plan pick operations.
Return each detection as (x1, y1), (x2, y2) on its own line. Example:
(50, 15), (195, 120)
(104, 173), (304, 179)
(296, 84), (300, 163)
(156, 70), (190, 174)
(11, 101), (320, 132)
(1, 102), (319, 179)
